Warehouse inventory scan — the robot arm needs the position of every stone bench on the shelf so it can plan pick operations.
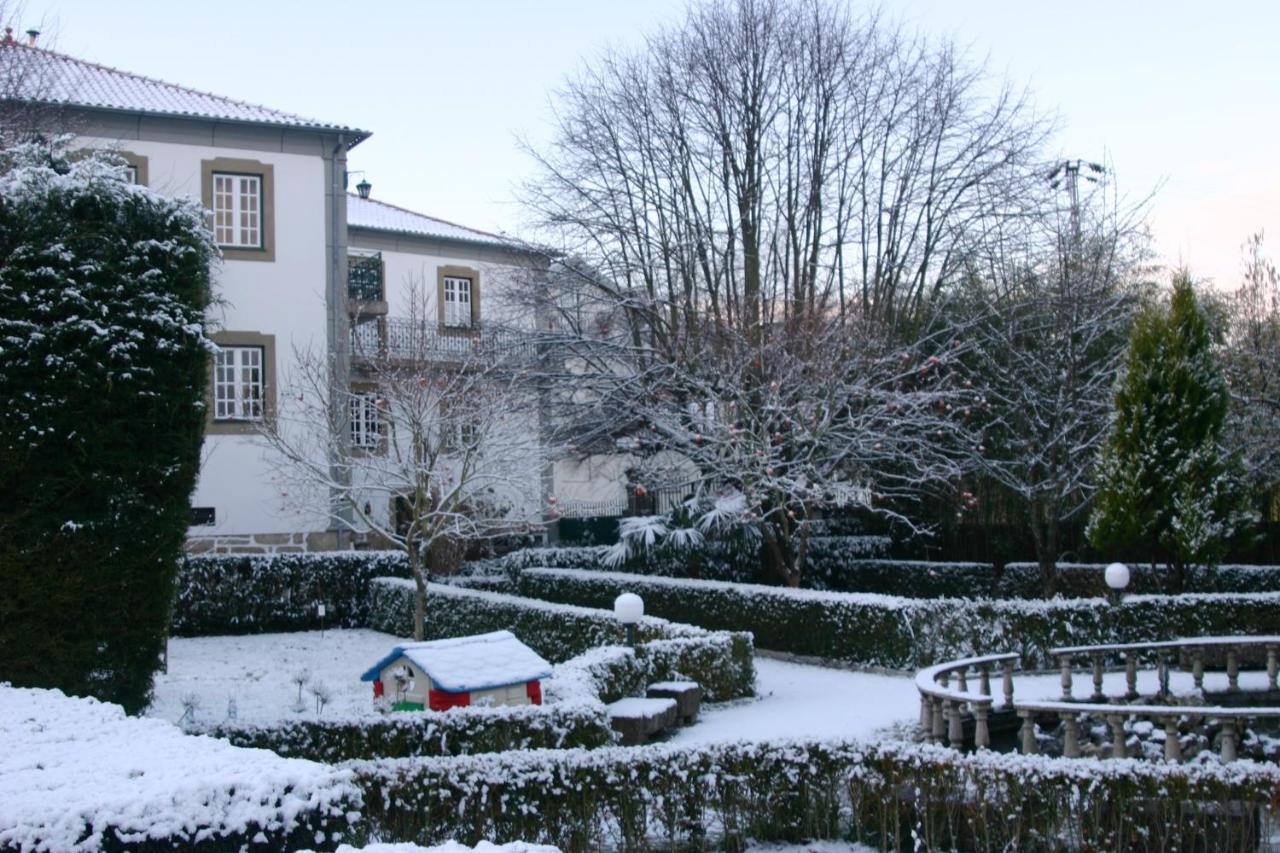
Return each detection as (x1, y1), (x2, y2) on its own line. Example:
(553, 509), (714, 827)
(606, 697), (677, 745)
(646, 681), (702, 725)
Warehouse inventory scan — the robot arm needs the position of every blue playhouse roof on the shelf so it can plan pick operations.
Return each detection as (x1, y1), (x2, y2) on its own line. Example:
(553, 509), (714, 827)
(360, 630), (553, 694)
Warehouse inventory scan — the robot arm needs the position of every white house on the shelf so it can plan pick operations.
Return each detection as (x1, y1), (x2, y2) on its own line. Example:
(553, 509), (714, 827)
(2, 33), (555, 553)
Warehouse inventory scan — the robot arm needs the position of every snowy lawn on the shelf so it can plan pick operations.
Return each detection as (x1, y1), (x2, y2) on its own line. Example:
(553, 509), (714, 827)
(0, 685), (357, 852)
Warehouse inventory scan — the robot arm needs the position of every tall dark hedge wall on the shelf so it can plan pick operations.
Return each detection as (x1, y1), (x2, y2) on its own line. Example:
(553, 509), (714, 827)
(0, 146), (215, 712)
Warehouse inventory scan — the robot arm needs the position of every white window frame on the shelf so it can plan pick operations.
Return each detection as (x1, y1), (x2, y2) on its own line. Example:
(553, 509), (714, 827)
(213, 345), (264, 421)
(350, 392), (383, 451)
(442, 275), (474, 328)
(212, 172), (263, 249)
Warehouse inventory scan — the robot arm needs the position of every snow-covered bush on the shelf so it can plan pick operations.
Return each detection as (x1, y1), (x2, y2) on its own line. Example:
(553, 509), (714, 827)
(0, 143), (216, 713)
(196, 700), (613, 763)
(515, 567), (1280, 669)
(347, 739), (1280, 851)
(366, 579), (754, 700)
(173, 551), (410, 636)
(0, 684), (359, 852)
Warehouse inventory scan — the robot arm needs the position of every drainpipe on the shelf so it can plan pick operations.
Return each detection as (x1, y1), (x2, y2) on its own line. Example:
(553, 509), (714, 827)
(324, 135), (354, 538)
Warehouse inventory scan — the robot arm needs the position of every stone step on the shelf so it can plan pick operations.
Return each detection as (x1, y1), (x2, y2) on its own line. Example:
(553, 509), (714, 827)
(646, 681), (702, 725)
(606, 697), (678, 746)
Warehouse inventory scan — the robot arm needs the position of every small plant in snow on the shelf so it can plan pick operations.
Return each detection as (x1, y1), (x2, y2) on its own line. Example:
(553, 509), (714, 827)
(310, 680), (332, 717)
(291, 669), (312, 713)
(178, 692), (201, 726)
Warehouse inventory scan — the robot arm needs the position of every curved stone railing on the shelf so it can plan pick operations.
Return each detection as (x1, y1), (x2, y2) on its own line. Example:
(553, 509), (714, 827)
(914, 652), (1019, 749)
(917, 636), (1280, 763)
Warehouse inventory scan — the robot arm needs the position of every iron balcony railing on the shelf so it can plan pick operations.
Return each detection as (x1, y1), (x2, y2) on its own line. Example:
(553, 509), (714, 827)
(351, 317), (537, 364)
(347, 253), (384, 302)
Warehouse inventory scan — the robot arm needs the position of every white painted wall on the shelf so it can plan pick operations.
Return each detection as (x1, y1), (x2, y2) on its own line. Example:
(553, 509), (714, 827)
(87, 137), (333, 538)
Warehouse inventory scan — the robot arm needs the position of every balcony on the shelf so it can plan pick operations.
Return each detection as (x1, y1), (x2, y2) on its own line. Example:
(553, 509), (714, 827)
(347, 253), (387, 320)
(351, 317), (536, 366)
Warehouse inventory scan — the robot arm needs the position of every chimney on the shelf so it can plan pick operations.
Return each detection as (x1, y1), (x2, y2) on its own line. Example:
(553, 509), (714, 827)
(25, 28), (39, 46)
(2, 27), (13, 46)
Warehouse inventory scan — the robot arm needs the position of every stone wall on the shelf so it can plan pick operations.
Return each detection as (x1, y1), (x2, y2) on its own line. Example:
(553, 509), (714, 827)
(184, 530), (360, 555)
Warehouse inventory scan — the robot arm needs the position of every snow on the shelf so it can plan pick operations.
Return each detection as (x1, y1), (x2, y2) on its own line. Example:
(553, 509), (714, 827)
(0, 684), (357, 852)
(607, 697), (677, 719)
(348, 195), (515, 247)
(148, 629), (405, 724)
(647, 681), (698, 692)
(363, 631), (553, 693)
(321, 843), (560, 853)
(668, 657), (920, 745)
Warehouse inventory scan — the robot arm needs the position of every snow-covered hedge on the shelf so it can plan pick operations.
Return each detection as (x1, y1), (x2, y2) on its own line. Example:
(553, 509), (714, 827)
(195, 701), (613, 763)
(173, 551), (410, 636)
(347, 739), (1280, 852)
(367, 579), (754, 701)
(515, 568), (1280, 669)
(1003, 561), (1280, 597)
(0, 684), (359, 852)
(490, 535), (891, 585)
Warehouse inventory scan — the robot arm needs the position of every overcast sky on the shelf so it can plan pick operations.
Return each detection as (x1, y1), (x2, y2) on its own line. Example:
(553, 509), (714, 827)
(24, 0), (1280, 289)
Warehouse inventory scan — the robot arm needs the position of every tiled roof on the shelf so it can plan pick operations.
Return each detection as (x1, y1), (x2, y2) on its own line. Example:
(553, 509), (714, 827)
(0, 39), (369, 143)
(347, 194), (519, 248)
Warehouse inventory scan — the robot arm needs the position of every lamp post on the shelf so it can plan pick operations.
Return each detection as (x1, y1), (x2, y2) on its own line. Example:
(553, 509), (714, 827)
(1105, 562), (1130, 606)
(614, 592), (644, 649)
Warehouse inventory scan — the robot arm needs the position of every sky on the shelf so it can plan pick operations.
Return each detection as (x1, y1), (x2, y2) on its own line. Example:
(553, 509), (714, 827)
(20, 0), (1280, 289)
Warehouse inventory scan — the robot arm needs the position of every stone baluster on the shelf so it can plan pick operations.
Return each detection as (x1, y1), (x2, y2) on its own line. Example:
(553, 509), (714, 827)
(1090, 652), (1105, 701)
(1227, 647), (1240, 692)
(1002, 659), (1015, 709)
(979, 664), (991, 698)
(1158, 652), (1170, 698)
(1267, 645), (1279, 692)
(956, 667), (968, 694)
(1192, 647), (1205, 691)
(1125, 652), (1139, 700)
(1060, 654), (1073, 700)
(1018, 710), (1037, 755)
(920, 693), (932, 729)
(973, 703), (990, 749)
(1220, 718), (1238, 763)
(947, 699), (964, 745)
(931, 698), (946, 742)
(1060, 711), (1080, 758)
(1108, 714), (1127, 759)
(1162, 716), (1182, 763)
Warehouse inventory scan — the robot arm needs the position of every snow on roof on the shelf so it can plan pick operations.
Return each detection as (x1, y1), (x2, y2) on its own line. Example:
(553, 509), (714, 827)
(347, 194), (521, 248)
(0, 39), (369, 143)
(361, 630), (552, 693)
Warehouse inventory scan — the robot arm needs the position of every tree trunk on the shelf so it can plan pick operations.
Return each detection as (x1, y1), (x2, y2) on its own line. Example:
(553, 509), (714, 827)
(1028, 496), (1059, 597)
(409, 542), (427, 641)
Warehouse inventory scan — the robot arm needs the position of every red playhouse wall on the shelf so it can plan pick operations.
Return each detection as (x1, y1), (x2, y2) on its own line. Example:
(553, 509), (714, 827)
(428, 689), (472, 711)
(526, 680), (542, 705)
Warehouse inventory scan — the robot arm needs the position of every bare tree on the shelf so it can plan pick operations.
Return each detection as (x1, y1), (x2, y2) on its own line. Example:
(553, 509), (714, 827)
(0, 8), (71, 150)
(521, 0), (1048, 349)
(261, 283), (547, 639)
(1223, 232), (1280, 495)
(957, 164), (1152, 592)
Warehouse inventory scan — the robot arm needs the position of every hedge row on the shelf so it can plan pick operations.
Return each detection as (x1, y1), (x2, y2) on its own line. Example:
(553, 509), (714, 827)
(368, 578), (755, 701)
(499, 545), (1280, 598)
(172, 551), (409, 636)
(516, 568), (1280, 669)
(348, 739), (1280, 852)
(195, 701), (613, 763)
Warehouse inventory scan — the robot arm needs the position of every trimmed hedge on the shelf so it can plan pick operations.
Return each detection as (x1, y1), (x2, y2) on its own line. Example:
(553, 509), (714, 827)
(348, 739), (1280, 852)
(195, 701), (613, 763)
(497, 545), (1280, 598)
(368, 578), (755, 701)
(516, 567), (1280, 669)
(172, 551), (409, 636)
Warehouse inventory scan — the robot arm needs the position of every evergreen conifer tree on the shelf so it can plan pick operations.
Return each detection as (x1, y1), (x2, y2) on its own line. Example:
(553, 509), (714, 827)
(0, 143), (214, 712)
(1087, 274), (1255, 589)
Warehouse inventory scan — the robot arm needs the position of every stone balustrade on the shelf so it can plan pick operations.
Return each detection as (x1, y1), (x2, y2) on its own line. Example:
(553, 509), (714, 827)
(916, 636), (1280, 764)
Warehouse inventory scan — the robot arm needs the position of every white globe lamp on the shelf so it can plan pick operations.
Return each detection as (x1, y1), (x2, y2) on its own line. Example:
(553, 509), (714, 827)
(1104, 562), (1130, 591)
(614, 592), (644, 648)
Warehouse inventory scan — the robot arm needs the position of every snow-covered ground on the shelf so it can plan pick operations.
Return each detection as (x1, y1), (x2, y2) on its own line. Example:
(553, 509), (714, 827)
(0, 685), (356, 852)
(149, 630), (1277, 743)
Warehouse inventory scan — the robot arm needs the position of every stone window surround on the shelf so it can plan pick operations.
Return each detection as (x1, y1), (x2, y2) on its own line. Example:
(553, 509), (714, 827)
(201, 156), (276, 262)
(206, 330), (277, 435)
(436, 264), (481, 335)
(118, 150), (149, 186)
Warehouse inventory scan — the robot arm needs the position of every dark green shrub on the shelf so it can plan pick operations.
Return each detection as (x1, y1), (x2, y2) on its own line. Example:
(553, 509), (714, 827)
(173, 551), (410, 636)
(0, 146), (215, 713)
